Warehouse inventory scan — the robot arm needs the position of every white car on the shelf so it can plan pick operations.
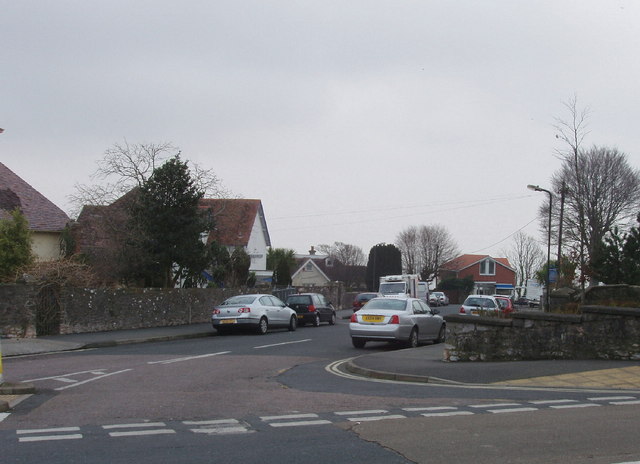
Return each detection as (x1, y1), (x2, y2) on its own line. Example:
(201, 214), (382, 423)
(459, 295), (500, 315)
(432, 291), (449, 306)
(211, 294), (297, 334)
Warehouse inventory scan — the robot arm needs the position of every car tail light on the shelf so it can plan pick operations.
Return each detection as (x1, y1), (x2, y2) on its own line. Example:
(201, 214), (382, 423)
(308, 305), (316, 312)
(238, 307), (251, 313)
(389, 315), (400, 324)
(459, 307), (465, 314)
(350, 313), (358, 323)
(212, 309), (220, 315)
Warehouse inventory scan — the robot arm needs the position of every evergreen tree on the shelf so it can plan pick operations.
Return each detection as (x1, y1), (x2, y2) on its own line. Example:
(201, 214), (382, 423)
(229, 247), (251, 287)
(124, 156), (211, 287)
(365, 243), (402, 291)
(0, 209), (33, 281)
(592, 213), (640, 285)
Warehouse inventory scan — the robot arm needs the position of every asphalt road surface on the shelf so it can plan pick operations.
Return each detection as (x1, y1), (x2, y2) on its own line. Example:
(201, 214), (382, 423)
(2, 309), (639, 464)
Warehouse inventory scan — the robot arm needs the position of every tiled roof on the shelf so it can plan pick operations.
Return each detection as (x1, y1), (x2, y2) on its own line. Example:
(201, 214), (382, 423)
(441, 254), (514, 272)
(0, 162), (70, 232)
(199, 199), (270, 247)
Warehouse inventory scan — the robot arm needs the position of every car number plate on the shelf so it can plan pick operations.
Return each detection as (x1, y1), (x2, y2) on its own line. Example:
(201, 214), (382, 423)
(362, 315), (384, 323)
(297, 315), (304, 319)
(220, 319), (236, 324)
(471, 311), (479, 315)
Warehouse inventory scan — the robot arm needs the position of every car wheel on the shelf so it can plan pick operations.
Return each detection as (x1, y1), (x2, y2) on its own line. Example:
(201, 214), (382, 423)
(407, 328), (419, 348)
(288, 315), (297, 331)
(256, 317), (268, 335)
(329, 312), (336, 325)
(312, 313), (320, 327)
(436, 324), (446, 343)
(352, 338), (366, 348)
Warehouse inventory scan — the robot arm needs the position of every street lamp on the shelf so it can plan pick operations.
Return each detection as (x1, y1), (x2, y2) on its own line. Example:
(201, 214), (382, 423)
(528, 184), (552, 311)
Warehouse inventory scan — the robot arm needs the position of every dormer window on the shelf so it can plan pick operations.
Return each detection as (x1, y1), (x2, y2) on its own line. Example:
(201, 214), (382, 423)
(325, 258), (333, 267)
(480, 259), (495, 276)
(305, 262), (313, 271)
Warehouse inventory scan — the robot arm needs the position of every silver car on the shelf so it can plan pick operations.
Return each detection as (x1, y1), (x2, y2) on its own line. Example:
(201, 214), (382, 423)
(459, 295), (500, 315)
(211, 294), (297, 335)
(349, 297), (446, 348)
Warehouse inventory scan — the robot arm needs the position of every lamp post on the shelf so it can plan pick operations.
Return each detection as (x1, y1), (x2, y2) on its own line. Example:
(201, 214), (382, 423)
(528, 184), (552, 311)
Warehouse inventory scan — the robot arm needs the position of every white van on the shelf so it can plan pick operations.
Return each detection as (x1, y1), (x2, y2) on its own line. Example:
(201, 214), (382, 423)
(417, 282), (429, 302)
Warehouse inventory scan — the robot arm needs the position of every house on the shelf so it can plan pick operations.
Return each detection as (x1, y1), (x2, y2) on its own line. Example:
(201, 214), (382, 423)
(439, 254), (516, 298)
(74, 194), (274, 286)
(0, 162), (70, 261)
(291, 246), (366, 288)
(199, 198), (272, 284)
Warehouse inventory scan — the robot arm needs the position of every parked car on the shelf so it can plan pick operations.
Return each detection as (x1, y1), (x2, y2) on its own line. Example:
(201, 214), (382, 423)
(211, 294), (297, 335)
(494, 295), (515, 315)
(459, 295), (501, 315)
(352, 292), (381, 312)
(286, 293), (336, 326)
(349, 297), (446, 348)
(432, 291), (449, 306)
(428, 293), (440, 306)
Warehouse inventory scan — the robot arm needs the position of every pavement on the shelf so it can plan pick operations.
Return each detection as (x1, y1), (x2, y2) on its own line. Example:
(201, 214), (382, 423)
(2, 314), (640, 411)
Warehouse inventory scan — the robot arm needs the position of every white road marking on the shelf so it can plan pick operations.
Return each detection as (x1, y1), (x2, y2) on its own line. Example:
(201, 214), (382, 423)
(103, 422), (167, 429)
(488, 407), (539, 414)
(147, 351), (230, 365)
(103, 422), (174, 437)
(23, 369), (107, 382)
(325, 359), (640, 394)
(403, 406), (458, 412)
(18, 426), (81, 434)
(254, 339), (312, 349)
(0, 413), (10, 423)
(347, 415), (406, 422)
(17, 426), (83, 443)
(469, 403), (522, 408)
(335, 409), (388, 416)
(268, 420), (332, 427)
(550, 403), (600, 409)
(109, 429), (175, 437)
(588, 396), (636, 401)
(19, 434), (83, 442)
(530, 399), (578, 405)
(421, 411), (475, 417)
(260, 413), (319, 421)
(55, 369), (133, 391)
(610, 400), (640, 405)
(186, 420), (252, 434)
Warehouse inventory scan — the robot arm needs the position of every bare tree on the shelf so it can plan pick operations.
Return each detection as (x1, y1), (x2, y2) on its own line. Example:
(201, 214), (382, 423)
(502, 232), (545, 297)
(550, 146), (640, 280)
(396, 225), (458, 282)
(69, 140), (232, 216)
(316, 241), (366, 288)
(418, 225), (459, 283)
(395, 226), (420, 274)
(316, 241), (366, 267)
(552, 96), (589, 290)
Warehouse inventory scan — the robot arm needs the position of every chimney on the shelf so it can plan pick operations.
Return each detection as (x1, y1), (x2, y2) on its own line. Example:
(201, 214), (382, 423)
(309, 246), (316, 255)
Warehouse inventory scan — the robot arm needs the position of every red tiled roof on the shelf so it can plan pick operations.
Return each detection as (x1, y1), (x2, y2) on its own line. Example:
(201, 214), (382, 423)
(199, 199), (270, 247)
(441, 254), (513, 272)
(0, 162), (70, 232)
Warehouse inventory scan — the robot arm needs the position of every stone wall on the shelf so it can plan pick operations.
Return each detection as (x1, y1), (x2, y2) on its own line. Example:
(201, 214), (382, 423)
(0, 284), (248, 338)
(0, 283), (351, 338)
(443, 306), (640, 362)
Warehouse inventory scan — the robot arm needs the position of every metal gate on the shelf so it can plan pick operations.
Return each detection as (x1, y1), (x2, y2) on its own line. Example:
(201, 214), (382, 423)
(36, 284), (61, 336)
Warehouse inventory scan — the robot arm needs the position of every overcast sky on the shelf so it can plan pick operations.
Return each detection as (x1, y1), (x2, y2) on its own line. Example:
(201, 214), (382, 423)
(3, 1), (640, 259)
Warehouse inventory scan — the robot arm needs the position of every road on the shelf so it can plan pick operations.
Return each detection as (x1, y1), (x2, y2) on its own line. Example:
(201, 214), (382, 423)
(1, 306), (639, 463)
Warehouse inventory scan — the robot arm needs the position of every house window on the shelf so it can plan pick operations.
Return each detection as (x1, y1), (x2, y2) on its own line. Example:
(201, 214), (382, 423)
(305, 262), (313, 271)
(325, 258), (333, 267)
(480, 259), (495, 276)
